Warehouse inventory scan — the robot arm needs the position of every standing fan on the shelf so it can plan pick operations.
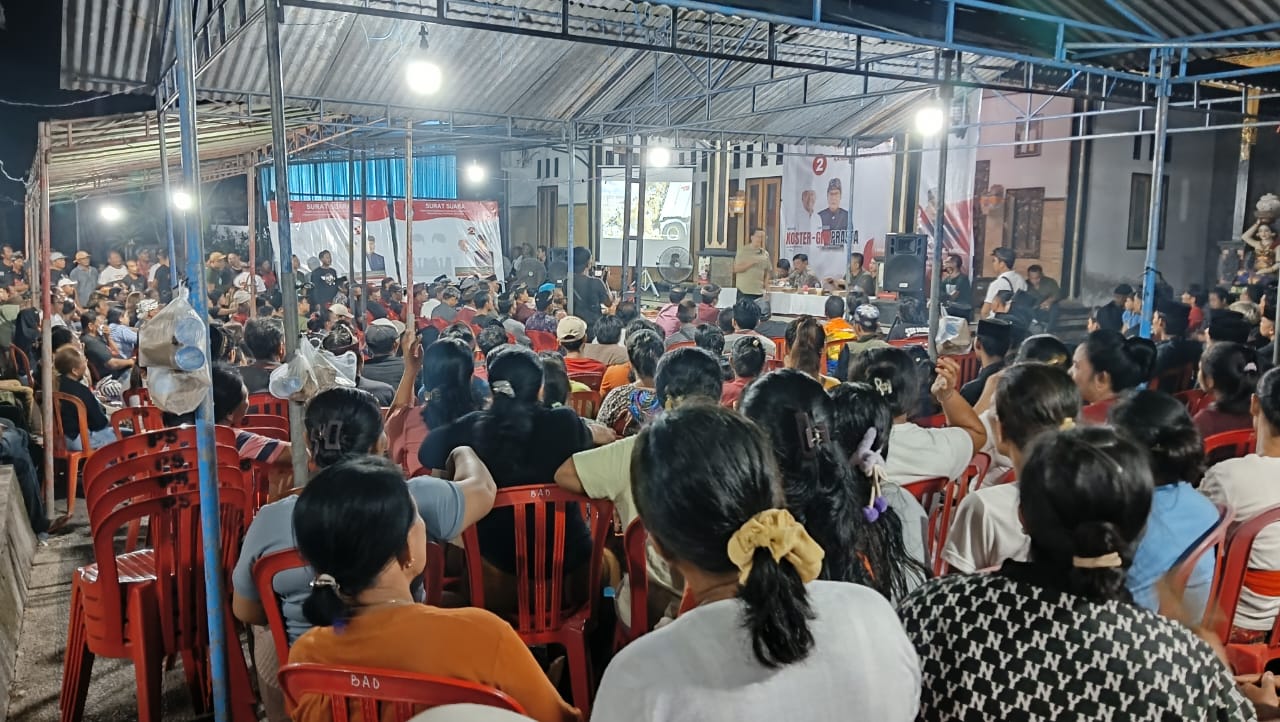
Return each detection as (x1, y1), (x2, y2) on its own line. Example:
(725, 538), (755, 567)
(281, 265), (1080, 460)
(657, 245), (694, 284)
(514, 256), (546, 288)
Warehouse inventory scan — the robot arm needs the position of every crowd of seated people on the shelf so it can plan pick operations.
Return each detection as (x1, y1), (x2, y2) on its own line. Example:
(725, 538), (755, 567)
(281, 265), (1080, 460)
(46, 240), (1280, 722)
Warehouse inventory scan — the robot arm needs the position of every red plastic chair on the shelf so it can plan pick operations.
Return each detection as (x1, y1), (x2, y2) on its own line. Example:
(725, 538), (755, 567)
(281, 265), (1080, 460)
(568, 389), (601, 419)
(903, 474), (966, 577)
(527, 330), (558, 353)
(1205, 503), (1280, 674)
(52, 391), (96, 517)
(1176, 389), (1209, 415)
(111, 405), (169, 440)
(568, 370), (604, 393)
(667, 340), (696, 350)
(1169, 503), (1235, 622)
(61, 455), (255, 722)
(239, 413), (289, 432)
(83, 425), (239, 497)
(252, 548), (309, 666)
(772, 337), (787, 360)
(122, 386), (150, 407)
(462, 485), (614, 717)
(914, 413), (947, 429)
(953, 352), (982, 387)
(1204, 429), (1257, 467)
(246, 392), (289, 417)
(9, 345), (30, 380)
(614, 518), (651, 650)
(278, 663), (526, 721)
(764, 358), (784, 371)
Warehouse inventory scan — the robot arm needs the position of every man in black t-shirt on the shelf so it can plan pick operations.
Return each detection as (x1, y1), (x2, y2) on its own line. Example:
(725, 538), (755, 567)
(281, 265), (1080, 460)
(80, 309), (133, 381)
(570, 246), (611, 329)
(310, 250), (339, 307)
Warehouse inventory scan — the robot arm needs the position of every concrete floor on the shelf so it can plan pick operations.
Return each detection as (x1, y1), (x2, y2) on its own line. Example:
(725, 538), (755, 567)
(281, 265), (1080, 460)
(5, 511), (206, 721)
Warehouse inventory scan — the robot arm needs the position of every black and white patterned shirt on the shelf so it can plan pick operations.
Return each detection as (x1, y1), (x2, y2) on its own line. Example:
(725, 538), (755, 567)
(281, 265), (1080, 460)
(899, 563), (1252, 722)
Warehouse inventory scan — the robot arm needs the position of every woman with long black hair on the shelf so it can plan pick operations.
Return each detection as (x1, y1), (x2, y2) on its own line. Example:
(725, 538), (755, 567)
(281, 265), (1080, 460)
(593, 404), (920, 720)
(286, 456), (578, 722)
(901, 427), (1250, 721)
(1070, 329), (1157, 424)
(742, 371), (928, 598)
(1195, 341), (1261, 438)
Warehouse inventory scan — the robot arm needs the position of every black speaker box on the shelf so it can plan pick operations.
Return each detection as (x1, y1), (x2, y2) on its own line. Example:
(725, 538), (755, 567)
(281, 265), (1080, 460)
(883, 233), (928, 295)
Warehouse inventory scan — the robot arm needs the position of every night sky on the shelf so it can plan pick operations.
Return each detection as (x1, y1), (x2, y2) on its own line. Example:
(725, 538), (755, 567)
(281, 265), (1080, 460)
(0, 2), (152, 250)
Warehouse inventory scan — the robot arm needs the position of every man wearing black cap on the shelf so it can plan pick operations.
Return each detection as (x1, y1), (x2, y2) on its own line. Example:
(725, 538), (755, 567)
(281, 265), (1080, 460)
(980, 247), (1027, 319)
(818, 178), (849, 231)
(1207, 310), (1253, 349)
(1152, 299), (1203, 380)
(960, 318), (1012, 405)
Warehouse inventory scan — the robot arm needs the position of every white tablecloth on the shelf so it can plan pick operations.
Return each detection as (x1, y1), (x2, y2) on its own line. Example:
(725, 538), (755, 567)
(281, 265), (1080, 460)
(716, 287), (830, 317)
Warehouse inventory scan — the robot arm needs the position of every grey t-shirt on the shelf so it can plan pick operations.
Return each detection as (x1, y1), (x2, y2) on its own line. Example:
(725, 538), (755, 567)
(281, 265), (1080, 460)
(231, 474), (467, 643)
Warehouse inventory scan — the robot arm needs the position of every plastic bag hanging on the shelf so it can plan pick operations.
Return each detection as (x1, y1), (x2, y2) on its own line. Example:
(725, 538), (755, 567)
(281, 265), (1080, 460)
(138, 285), (212, 415)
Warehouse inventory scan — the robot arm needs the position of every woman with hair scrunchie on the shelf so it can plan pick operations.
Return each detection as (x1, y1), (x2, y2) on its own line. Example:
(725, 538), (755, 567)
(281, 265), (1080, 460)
(593, 404), (921, 720)
(901, 426), (1252, 721)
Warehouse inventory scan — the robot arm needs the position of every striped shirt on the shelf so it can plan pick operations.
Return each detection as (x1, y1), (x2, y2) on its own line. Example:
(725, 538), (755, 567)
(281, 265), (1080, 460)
(235, 430), (286, 464)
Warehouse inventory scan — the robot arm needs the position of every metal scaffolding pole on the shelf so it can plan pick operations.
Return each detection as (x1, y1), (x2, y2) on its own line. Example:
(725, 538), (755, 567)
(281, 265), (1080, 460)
(171, 0), (229, 718)
(247, 162), (258, 318)
(157, 104), (178, 272)
(347, 147), (356, 313)
(927, 54), (955, 360)
(404, 123), (415, 327)
(843, 145), (858, 290)
(264, 0), (310, 488)
(38, 129), (54, 525)
(360, 147), (368, 322)
(618, 147), (633, 306)
(1140, 52), (1172, 340)
(567, 136), (577, 314)
(634, 137), (648, 297)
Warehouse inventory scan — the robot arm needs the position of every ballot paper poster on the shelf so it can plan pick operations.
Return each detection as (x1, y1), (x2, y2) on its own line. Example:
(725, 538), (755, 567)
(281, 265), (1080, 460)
(391, 200), (506, 283)
(780, 142), (895, 283)
(266, 200), (395, 280)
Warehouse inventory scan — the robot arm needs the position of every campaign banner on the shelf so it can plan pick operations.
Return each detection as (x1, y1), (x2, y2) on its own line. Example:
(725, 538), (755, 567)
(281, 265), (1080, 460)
(267, 200), (396, 281)
(391, 200), (505, 283)
(781, 142), (894, 284)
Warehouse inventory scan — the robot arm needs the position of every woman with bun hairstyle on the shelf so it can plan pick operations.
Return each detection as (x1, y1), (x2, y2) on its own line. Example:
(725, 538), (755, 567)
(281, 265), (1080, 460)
(901, 427), (1251, 722)
(742, 371), (929, 597)
(1195, 341), (1261, 438)
(1070, 329), (1157, 424)
(1108, 390), (1219, 619)
(783, 315), (839, 389)
(941, 363), (1081, 574)
(593, 404), (920, 720)
(286, 456), (578, 722)
(848, 346), (987, 485)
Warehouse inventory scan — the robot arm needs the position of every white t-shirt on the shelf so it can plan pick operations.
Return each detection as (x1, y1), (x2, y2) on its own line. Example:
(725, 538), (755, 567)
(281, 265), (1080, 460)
(1199, 454), (1280, 630)
(594, 580), (921, 721)
(977, 408), (1015, 487)
(148, 263), (160, 283)
(984, 270), (1028, 305)
(233, 271), (267, 294)
(941, 482), (1028, 574)
(884, 422), (974, 486)
(97, 264), (129, 286)
(421, 299), (441, 318)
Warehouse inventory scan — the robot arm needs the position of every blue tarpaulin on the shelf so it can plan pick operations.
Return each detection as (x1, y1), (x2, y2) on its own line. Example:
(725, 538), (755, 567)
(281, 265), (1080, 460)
(258, 155), (457, 201)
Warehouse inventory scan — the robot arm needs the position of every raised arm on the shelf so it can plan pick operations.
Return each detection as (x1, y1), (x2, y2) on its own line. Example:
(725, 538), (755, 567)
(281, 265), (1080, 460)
(933, 356), (987, 452)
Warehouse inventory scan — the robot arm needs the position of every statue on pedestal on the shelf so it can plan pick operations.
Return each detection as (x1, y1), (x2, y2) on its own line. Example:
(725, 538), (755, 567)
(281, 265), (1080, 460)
(1242, 193), (1279, 280)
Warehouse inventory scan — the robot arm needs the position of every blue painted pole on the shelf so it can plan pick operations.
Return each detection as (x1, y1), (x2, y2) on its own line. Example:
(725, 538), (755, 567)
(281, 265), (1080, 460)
(170, 0), (229, 719)
(1139, 50), (1171, 340)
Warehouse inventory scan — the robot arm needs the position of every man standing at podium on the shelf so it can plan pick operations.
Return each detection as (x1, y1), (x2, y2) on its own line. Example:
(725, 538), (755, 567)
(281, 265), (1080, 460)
(734, 228), (771, 302)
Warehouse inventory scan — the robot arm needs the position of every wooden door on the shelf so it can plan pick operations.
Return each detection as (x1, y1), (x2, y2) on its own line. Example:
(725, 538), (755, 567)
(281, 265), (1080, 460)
(736, 177), (782, 257)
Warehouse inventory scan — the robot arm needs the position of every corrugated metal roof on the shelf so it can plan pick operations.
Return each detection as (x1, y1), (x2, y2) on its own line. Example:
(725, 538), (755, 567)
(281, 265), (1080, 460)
(59, 0), (1280, 149)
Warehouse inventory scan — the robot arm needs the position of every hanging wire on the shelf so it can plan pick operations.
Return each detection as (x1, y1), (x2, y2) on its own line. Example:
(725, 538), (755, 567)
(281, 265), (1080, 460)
(0, 160), (29, 185)
(0, 90), (137, 108)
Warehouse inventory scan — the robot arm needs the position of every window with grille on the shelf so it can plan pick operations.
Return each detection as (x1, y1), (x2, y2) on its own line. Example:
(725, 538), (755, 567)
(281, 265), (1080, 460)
(1003, 187), (1045, 258)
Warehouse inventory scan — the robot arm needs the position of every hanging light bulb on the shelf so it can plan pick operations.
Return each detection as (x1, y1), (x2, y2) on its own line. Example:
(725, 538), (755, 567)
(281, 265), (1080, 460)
(171, 189), (193, 211)
(99, 204), (124, 222)
(915, 103), (946, 136)
(405, 25), (443, 95)
(465, 163), (487, 184)
(646, 146), (672, 168)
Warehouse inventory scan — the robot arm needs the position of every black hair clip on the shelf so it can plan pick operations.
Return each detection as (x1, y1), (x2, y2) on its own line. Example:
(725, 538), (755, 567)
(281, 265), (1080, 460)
(796, 411), (828, 458)
(323, 419), (344, 451)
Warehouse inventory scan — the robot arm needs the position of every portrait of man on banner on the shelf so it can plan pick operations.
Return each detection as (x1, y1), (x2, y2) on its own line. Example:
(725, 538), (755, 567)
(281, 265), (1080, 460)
(819, 177), (850, 232)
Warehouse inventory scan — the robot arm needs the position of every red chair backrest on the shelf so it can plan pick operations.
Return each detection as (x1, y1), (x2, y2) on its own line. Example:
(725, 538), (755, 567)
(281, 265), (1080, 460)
(1207, 503), (1280, 644)
(1151, 363), (1196, 394)
(252, 548), (309, 666)
(86, 457), (250, 656)
(667, 340), (696, 350)
(953, 353), (982, 387)
(771, 338), (787, 360)
(122, 386), (150, 407)
(1176, 389), (1209, 416)
(527, 331), (558, 352)
(277, 663), (526, 721)
(567, 389), (601, 419)
(86, 444), (243, 520)
(618, 518), (650, 647)
(247, 393), (289, 417)
(52, 391), (92, 454)
(763, 358), (784, 372)
(1204, 429), (1257, 466)
(240, 414), (289, 432)
(913, 413), (947, 429)
(462, 485), (615, 635)
(1170, 503), (1235, 617)
(569, 371), (604, 393)
(8, 345), (30, 379)
(111, 405), (169, 440)
(83, 425), (238, 492)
